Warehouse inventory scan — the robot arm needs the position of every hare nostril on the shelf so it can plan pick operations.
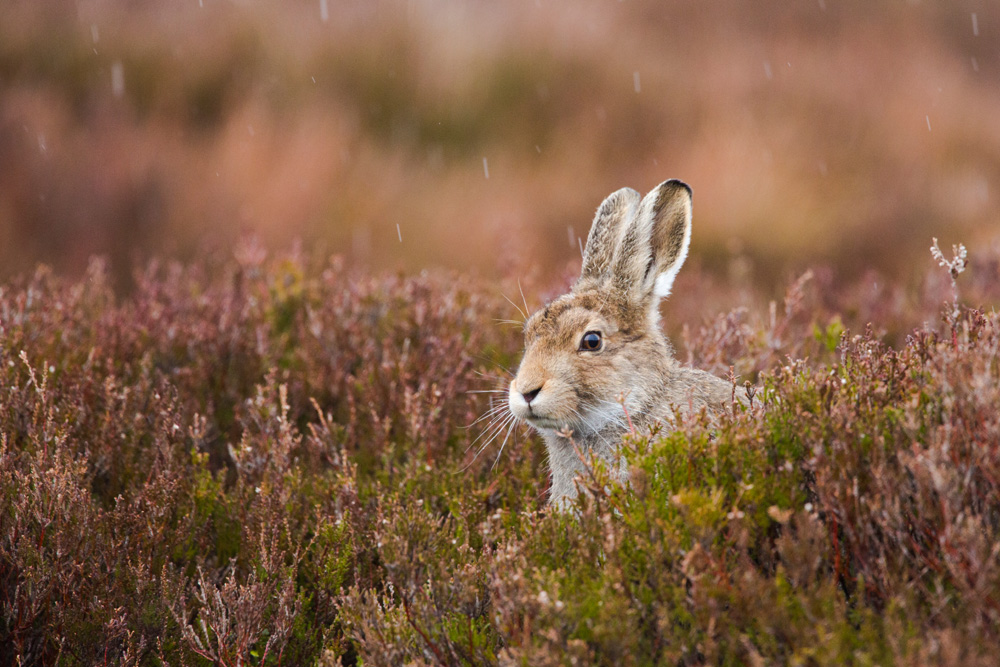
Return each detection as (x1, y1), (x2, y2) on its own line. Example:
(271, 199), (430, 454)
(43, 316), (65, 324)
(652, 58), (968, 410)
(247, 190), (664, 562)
(521, 386), (542, 403)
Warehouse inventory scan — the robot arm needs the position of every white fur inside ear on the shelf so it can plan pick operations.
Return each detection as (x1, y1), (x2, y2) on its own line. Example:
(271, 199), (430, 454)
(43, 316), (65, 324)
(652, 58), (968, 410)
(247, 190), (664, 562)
(652, 217), (690, 298)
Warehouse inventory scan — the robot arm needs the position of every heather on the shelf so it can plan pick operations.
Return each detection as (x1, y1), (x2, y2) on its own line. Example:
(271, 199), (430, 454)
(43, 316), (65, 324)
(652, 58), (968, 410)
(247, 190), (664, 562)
(0, 243), (998, 665)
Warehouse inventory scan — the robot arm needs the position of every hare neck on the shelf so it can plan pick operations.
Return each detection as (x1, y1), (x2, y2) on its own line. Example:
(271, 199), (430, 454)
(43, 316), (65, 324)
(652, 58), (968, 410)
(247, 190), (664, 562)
(541, 426), (630, 506)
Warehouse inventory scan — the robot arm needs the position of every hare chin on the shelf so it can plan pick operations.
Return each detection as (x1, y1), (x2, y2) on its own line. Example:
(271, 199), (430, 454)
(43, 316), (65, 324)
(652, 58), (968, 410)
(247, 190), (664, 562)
(523, 410), (612, 436)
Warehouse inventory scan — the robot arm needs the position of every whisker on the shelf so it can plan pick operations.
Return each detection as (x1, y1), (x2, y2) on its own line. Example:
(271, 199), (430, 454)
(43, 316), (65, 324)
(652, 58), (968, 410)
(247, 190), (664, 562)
(473, 354), (515, 378)
(458, 423), (507, 472)
(464, 411), (511, 453)
(465, 411), (505, 448)
(468, 414), (516, 466)
(501, 291), (527, 321)
(574, 399), (654, 440)
(584, 396), (653, 420)
(517, 278), (530, 319)
(470, 407), (515, 448)
(492, 417), (519, 471)
(470, 368), (511, 381)
(465, 403), (509, 430)
(568, 405), (616, 449)
(472, 399), (509, 415)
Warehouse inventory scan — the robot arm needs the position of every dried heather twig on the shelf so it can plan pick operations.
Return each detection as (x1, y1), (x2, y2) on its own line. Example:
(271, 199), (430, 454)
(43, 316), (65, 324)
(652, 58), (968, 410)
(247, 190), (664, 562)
(930, 237), (967, 320)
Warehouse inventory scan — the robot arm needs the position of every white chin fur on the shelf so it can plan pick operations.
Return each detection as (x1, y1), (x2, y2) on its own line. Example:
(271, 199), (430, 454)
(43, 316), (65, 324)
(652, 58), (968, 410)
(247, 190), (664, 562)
(516, 405), (622, 438)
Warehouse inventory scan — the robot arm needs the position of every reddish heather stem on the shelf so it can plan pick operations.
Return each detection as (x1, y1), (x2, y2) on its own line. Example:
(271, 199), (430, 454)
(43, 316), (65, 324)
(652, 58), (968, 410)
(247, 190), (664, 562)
(828, 516), (846, 586)
(622, 403), (636, 436)
(401, 594), (449, 666)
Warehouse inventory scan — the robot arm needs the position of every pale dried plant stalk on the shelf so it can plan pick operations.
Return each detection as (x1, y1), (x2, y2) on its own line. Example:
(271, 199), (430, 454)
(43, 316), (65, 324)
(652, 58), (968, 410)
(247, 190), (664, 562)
(930, 237), (967, 320)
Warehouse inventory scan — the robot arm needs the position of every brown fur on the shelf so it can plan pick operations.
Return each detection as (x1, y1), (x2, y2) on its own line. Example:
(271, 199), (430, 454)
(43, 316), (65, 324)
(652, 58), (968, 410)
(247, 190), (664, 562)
(508, 180), (738, 506)
(578, 187), (640, 287)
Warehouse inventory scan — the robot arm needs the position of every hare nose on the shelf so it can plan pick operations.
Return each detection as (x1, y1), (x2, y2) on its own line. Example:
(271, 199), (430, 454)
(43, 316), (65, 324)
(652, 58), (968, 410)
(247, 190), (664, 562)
(520, 386), (542, 403)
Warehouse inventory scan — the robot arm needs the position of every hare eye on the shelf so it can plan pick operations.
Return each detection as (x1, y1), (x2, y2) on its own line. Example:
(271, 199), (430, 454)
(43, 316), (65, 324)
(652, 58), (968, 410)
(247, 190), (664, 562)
(579, 331), (602, 351)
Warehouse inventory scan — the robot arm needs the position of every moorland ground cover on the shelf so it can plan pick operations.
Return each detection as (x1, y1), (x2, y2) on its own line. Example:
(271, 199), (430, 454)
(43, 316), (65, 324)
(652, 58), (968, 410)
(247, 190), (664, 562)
(2, 243), (999, 665)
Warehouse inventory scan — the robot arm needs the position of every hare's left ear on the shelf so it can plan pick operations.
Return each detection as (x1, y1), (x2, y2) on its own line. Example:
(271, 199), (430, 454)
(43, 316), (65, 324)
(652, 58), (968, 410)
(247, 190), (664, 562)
(575, 187), (642, 292)
(611, 180), (692, 304)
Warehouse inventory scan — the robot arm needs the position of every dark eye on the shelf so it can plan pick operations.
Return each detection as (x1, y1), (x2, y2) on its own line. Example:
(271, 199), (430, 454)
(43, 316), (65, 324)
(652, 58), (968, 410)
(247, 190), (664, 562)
(579, 331), (602, 351)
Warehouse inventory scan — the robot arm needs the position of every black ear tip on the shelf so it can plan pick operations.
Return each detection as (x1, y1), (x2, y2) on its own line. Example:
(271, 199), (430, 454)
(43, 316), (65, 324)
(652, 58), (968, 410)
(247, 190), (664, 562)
(661, 179), (692, 197)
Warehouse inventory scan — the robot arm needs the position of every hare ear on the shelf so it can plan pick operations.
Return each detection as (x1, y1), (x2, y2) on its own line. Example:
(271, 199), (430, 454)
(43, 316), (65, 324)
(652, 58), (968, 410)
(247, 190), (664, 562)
(576, 187), (641, 291)
(612, 179), (692, 302)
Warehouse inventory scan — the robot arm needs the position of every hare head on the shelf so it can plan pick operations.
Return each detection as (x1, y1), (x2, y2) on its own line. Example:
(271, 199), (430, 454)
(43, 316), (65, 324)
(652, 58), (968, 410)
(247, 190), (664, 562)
(507, 180), (733, 503)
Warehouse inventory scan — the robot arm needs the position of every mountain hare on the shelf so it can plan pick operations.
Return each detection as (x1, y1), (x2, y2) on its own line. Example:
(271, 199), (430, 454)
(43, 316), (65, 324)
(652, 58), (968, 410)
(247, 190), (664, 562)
(508, 180), (739, 506)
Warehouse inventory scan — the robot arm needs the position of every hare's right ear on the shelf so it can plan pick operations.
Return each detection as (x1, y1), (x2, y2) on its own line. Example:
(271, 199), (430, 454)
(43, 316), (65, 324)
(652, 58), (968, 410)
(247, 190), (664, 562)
(607, 179), (692, 319)
(576, 187), (641, 291)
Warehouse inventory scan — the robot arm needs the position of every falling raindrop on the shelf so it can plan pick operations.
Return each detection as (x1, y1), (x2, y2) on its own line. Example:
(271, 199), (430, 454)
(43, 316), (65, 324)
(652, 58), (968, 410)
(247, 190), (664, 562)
(396, 224), (402, 243)
(535, 145), (541, 154)
(926, 115), (931, 132)
(971, 57), (979, 72)
(763, 61), (773, 80)
(483, 157), (490, 179)
(972, 13), (979, 37)
(320, 0), (329, 22)
(37, 134), (46, 154)
(567, 226), (575, 248)
(111, 61), (125, 98)
(91, 24), (99, 43)
(633, 71), (641, 93)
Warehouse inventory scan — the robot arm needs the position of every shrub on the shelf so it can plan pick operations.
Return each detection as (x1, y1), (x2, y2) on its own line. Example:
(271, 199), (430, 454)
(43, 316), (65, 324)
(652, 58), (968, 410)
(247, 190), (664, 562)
(1, 244), (999, 664)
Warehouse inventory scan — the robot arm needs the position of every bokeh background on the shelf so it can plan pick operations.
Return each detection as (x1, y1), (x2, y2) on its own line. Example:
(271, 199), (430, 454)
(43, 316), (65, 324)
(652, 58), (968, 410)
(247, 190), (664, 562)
(1, 0), (997, 292)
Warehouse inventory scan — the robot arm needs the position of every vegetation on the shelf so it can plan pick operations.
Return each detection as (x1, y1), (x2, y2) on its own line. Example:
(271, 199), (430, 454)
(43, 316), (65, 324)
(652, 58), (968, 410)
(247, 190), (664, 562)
(2, 240), (999, 665)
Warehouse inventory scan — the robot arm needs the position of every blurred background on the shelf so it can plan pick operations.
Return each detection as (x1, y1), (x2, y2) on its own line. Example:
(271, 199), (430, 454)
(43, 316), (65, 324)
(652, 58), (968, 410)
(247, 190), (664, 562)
(1, 0), (997, 292)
